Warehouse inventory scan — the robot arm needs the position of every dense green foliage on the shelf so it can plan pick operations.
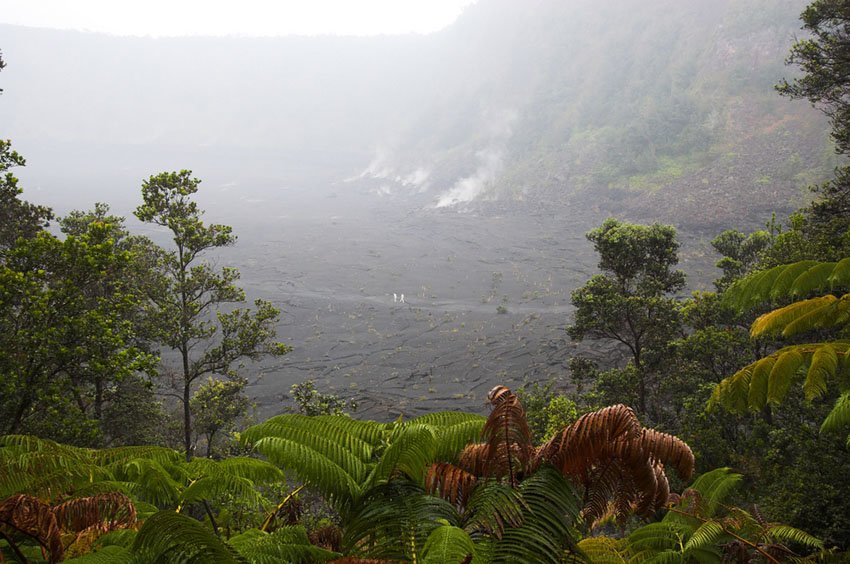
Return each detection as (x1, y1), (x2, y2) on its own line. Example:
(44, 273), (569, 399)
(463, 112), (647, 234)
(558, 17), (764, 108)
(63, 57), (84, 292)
(135, 171), (290, 460)
(568, 219), (685, 413)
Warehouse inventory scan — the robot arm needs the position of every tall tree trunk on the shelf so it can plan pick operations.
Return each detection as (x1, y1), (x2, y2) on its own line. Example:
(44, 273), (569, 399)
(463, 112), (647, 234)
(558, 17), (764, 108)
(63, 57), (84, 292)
(182, 345), (192, 461)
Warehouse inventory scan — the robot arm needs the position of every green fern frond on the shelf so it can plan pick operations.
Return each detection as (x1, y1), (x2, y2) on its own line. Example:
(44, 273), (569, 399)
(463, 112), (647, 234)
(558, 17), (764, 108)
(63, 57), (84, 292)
(725, 264), (786, 311)
(628, 522), (688, 552)
(575, 536), (627, 563)
(791, 262), (839, 297)
(747, 357), (774, 410)
(311, 414), (389, 446)
(784, 295), (850, 336)
(684, 520), (725, 552)
(116, 458), (185, 507)
(187, 456), (284, 484)
(491, 467), (581, 564)
(432, 420), (487, 464)
(712, 344), (850, 415)
(93, 446), (180, 467)
(407, 411), (486, 428)
(228, 526), (339, 563)
(764, 524), (824, 549)
(242, 415), (375, 464)
(132, 510), (247, 563)
(687, 468), (742, 518)
(421, 524), (479, 564)
(94, 528), (139, 548)
(342, 480), (459, 561)
(462, 480), (524, 538)
(821, 391), (850, 434)
(769, 260), (820, 302)
(685, 546), (723, 563)
(251, 429), (368, 482)
(828, 258), (850, 288)
(181, 474), (269, 509)
(751, 296), (837, 337)
(708, 368), (751, 414)
(252, 436), (361, 511)
(723, 260), (850, 312)
(767, 349), (805, 405)
(367, 424), (438, 487)
(804, 345), (837, 400)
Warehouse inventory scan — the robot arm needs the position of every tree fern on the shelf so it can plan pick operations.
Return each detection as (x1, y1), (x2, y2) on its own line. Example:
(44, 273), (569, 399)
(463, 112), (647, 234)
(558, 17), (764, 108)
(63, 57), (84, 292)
(489, 467), (582, 564)
(131, 510), (247, 563)
(341, 480), (459, 561)
(251, 435), (362, 513)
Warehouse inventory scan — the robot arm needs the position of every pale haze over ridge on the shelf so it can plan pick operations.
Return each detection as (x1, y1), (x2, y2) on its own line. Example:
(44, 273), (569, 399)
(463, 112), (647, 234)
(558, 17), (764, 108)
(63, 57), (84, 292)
(0, 0), (478, 36)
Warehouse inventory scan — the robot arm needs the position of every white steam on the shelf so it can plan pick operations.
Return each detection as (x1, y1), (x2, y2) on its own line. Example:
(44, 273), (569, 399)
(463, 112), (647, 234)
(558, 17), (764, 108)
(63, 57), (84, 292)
(435, 108), (517, 208)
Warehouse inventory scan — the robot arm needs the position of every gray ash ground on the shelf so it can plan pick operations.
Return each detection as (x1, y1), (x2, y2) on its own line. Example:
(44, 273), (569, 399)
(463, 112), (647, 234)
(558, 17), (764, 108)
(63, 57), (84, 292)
(205, 182), (721, 422)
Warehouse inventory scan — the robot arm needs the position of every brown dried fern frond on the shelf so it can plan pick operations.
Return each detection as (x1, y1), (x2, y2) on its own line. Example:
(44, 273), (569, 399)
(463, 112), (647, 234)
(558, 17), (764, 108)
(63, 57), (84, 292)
(536, 404), (641, 479)
(482, 386), (534, 483)
(425, 462), (478, 506)
(458, 443), (491, 476)
(630, 429), (695, 481)
(53, 492), (137, 533)
(0, 494), (64, 563)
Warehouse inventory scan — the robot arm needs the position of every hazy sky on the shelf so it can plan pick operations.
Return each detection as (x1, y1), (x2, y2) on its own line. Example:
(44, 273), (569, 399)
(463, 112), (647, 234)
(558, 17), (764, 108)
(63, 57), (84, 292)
(0, 0), (478, 37)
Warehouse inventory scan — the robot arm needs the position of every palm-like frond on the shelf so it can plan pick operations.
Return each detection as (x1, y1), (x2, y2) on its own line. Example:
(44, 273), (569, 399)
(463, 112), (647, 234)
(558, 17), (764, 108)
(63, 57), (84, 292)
(252, 436), (362, 513)
(190, 456), (285, 484)
(180, 457), (283, 509)
(182, 473), (269, 509)
(710, 341), (850, 413)
(724, 259), (850, 311)
(750, 295), (844, 337)
(0, 436), (107, 500)
(627, 521), (691, 552)
(622, 468), (820, 563)
(242, 415), (377, 464)
(115, 457), (185, 507)
(684, 520), (725, 552)
(674, 468), (742, 520)
(92, 445), (180, 467)
(131, 510), (247, 563)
